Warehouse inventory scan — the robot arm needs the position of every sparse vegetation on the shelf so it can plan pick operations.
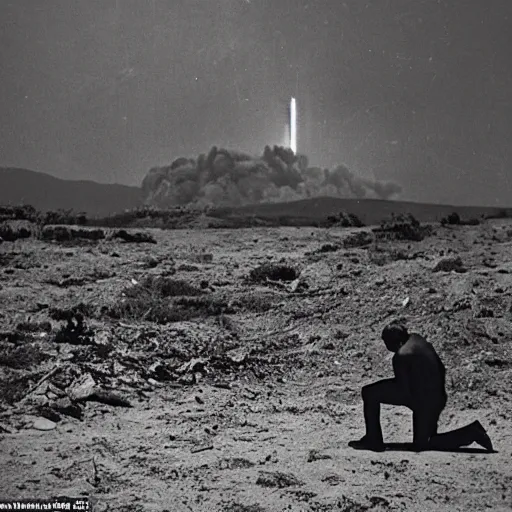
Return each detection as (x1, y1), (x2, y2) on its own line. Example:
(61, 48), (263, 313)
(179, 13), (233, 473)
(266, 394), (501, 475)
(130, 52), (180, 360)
(249, 263), (298, 283)
(54, 313), (94, 345)
(373, 213), (432, 242)
(486, 209), (511, 220)
(41, 209), (88, 226)
(0, 205), (40, 223)
(441, 211), (481, 227)
(0, 344), (50, 370)
(49, 303), (96, 321)
(325, 211), (365, 228)
(317, 243), (340, 253)
(0, 209), (511, 509)
(441, 212), (461, 226)
(41, 226), (105, 242)
(343, 231), (374, 249)
(231, 292), (275, 312)
(126, 276), (204, 298)
(111, 229), (156, 244)
(0, 224), (31, 241)
(106, 276), (230, 323)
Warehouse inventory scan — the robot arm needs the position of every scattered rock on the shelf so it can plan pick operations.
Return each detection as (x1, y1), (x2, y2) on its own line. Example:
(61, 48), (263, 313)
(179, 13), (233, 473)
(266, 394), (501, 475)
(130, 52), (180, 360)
(32, 417), (57, 431)
(0, 422), (14, 433)
(225, 347), (248, 365)
(38, 406), (62, 423)
(67, 374), (97, 401)
(191, 443), (214, 453)
(176, 358), (208, 375)
(148, 361), (175, 382)
(218, 458), (255, 470)
(321, 473), (343, 486)
(51, 397), (84, 420)
(307, 449), (332, 463)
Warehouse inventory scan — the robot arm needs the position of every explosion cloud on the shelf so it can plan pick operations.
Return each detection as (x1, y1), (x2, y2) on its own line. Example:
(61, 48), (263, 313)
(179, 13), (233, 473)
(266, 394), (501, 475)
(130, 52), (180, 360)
(141, 146), (402, 209)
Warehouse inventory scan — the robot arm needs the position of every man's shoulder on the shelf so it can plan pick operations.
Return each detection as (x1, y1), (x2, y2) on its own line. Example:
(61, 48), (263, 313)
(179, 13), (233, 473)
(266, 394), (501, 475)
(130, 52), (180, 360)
(408, 333), (428, 343)
(400, 333), (429, 354)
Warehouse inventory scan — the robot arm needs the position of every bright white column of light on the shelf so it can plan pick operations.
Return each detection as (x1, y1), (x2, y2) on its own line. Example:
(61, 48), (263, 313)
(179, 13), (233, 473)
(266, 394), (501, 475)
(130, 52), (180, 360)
(290, 97), (297, 154)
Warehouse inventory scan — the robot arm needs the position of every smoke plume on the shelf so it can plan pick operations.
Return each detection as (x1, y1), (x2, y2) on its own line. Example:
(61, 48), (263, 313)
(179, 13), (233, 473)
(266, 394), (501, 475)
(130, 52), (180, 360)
(141, 146), (402, 208)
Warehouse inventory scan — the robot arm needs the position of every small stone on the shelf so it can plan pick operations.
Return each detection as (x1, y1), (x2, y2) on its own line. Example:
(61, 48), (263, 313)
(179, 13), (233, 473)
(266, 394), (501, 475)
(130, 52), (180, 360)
(32, 418), (57, 431)
(67, 373), (96, 401)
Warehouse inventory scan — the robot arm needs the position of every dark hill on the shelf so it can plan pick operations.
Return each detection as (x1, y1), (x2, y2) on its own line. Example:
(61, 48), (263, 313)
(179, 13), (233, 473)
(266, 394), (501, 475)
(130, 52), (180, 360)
(0, 167), (142, 217)
(211, 196), (510, 225)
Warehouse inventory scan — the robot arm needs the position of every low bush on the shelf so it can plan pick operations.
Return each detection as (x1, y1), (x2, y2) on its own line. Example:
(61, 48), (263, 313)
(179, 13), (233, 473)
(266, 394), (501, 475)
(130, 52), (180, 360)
(107, 276), (230, 324)
(249, 263), (298, 283)
(111, 230), (156, 244)
(441, 212), (461, 226)
(0, 224), (31, 241)
(325, 211), (365, 228)
(373, 213), (431, 242)
(41, 226), (105, 242)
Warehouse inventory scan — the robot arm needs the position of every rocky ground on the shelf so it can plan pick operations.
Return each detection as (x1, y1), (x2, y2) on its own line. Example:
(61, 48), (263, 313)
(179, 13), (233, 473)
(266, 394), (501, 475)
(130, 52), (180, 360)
(0, 219), (511, 511)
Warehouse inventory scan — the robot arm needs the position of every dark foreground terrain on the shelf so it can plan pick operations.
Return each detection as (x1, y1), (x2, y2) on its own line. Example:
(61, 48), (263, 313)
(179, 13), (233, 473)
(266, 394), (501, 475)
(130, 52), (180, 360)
(0, 219), (511, 511)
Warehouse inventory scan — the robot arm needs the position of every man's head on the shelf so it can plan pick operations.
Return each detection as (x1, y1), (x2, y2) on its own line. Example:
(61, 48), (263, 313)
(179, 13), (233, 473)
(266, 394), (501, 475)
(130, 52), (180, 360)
(382, 322), (409, 352)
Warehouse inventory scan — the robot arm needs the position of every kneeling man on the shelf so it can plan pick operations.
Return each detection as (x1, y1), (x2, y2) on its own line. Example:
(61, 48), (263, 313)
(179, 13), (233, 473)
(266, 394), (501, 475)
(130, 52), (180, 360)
(349, 322), (493, 452)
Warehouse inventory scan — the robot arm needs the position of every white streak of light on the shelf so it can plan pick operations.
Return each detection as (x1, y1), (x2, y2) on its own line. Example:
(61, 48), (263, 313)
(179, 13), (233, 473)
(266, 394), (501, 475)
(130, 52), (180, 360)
(290, 97), (297, 154)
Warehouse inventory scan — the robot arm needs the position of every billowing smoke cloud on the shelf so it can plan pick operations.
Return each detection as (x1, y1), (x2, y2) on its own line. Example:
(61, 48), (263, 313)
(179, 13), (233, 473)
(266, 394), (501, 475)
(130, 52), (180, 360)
(141, 146), (402, 208)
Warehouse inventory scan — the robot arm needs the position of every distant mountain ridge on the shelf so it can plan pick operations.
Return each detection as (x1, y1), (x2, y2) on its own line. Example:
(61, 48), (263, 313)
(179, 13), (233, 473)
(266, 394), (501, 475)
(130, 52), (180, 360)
(0, 167), (142, 217)
(0, 167), (509, 223)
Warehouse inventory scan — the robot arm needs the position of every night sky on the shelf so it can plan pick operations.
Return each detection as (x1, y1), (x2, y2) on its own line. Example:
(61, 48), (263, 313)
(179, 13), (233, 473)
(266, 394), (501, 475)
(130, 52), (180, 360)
(1, 0), (511, 206)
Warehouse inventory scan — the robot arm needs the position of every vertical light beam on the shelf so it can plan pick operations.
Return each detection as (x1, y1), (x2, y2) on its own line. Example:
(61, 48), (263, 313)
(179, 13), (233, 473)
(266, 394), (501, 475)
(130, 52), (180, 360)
(290, 97), (297, 154)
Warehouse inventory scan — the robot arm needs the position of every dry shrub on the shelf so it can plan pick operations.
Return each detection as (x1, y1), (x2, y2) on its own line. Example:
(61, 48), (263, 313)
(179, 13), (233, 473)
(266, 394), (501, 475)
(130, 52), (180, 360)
(441, 212), (461, 226)
(325, 211), (365, 228)
(16, 321), (52, 333)
(41, 226), (104, 242)
(111, 229), (156, 244)
(0, 344), (50, 369)
(0, 375), (32, 404)
(373, 213), (431, 242)
(54, 313), (94, 345)
(0, 224), (31, 241)
(125, 276), (203, 298)
(343, 231), (374, 248)
(108, 276), (230, 323)
(249, 263), (298, 283)
(0, 205), (39, 222)
(317, 243), (340, 253)
(49, 303), (96, 321)
(232, 292), (275, 312)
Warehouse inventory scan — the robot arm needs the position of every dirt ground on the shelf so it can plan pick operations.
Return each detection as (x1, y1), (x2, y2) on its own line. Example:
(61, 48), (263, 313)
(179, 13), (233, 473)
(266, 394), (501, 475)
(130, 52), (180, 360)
(0, 220), (511, 511)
